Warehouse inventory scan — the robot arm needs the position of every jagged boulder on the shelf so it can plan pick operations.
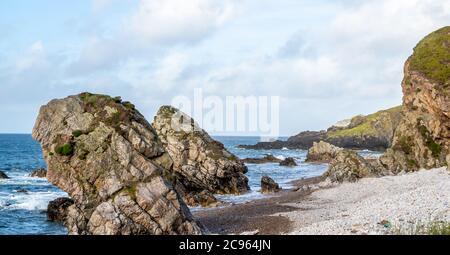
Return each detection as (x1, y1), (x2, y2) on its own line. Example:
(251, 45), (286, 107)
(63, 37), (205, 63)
(0, 171), (8, 179)
(380, 27), (450, 173)
(306, 141), (343, 163)
(261, 176), (281, 194)
(32, 93), (203, 235)
(152, 106), (249, 206)
(280, 157), (298, 167)
(30, 168), (47, 178)
(47, 197), (74, 223)
(324, 150), (381, 183)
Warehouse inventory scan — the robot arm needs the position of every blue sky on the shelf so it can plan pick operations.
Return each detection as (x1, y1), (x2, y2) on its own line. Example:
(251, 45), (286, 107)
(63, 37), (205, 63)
(1, 0), (449, 135)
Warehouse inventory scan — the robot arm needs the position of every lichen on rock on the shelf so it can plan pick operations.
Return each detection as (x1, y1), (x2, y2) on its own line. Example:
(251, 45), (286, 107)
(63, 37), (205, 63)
(32, 93), (203, 235)
(152, 106), (249, 207)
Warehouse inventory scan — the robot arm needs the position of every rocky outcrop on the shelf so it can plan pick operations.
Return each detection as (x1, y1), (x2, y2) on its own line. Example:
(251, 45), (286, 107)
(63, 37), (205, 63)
(30, 168), (47, 178)
(306, 141), (343, 163)
(323, 150), (381, 183)
(0, 171), (8, 179)
(152, 106), (249, 207)
(32, 93), (203, 235)
(240, 107), (403, 151)
(47, 197), (74, 223)
(380, 27), (450, 173)
(261, 176), (281, 194)
(279, 157), (297, 167)
(242, 155), (282, 164)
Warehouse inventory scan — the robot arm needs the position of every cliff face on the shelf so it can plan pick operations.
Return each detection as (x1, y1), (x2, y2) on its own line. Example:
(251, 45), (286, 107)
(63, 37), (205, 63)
(380, 27), (450, 172)
(152, 106), (249, 206)
(240, 106), (402, 151)
(32, 93), (203, 235)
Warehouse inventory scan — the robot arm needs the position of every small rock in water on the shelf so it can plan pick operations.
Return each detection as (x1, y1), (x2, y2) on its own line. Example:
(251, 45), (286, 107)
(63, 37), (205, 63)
(261, 176), (281, 194)
(0, 171), (9, 179)
(16, 189), (29, 194)
(30, 169), (47, 178)
(280, 157), (298, 167)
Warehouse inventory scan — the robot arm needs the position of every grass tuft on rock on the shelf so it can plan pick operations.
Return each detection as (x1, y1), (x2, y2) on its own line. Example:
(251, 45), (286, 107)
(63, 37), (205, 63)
(55, 143), (74, 156)
(409, 26), (450, 85)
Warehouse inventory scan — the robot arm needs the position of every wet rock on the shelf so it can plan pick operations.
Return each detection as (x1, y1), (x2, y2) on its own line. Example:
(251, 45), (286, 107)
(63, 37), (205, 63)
(0, 171), (8, 179)
(152, 106), (249, 206)
(242, 155), (282, 164)
(280, 157), (297, 167)
(32, 93), (204, 235)
(16, 189), (29, 194)
(261, 176), (281, 194)
(306, 141), (343, 163)
(47, 197), (75, 223)
(30, 168), (47, 178)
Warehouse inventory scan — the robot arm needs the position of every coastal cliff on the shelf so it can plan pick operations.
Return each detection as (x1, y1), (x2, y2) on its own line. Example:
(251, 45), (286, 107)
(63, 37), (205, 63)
(240, 106), (403, 151)
(380, 26), (450, 172)
(32, 93), (203, 235)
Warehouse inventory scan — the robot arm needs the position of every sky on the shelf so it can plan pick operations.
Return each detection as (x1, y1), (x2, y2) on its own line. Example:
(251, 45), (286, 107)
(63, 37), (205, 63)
(0, 0), (449, 136)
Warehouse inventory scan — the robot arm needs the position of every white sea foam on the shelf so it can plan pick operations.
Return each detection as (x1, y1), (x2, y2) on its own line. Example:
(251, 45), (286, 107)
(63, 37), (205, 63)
(9, 191), (67, 211)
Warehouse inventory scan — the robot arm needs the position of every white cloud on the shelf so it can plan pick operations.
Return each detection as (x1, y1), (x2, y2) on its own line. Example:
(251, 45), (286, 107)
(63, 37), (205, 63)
(126, 0), (236, 44)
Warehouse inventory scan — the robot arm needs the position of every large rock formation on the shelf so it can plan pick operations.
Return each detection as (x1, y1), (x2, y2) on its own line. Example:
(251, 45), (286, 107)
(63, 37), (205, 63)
(152, 106), (249, 206)
(32, 93), (203, 235)
(242, 155), (282, 164)
(306, 141), (343, 163)
(324, 150), (381, 183)
(240, 106), (403, 151)
(380, 27), (450, 173)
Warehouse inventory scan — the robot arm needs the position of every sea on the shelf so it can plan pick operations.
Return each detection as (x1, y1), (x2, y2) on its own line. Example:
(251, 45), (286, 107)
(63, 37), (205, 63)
(0, 134), (382, 235)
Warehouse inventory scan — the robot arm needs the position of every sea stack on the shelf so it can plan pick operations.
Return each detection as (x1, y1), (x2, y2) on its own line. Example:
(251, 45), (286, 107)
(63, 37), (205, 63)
(152, 106), (250, 206)
(380, 26), (450, 172)
(32, 93), (203, 235)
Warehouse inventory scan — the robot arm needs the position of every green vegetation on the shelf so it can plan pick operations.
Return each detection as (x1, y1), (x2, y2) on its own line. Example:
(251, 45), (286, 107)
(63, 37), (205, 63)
(55, 143), (74, 156)
(122, 101), (135, 110)
(398, 136), (413, 155)
(327, 106), (402, 138)
(72, 130), (83, 138)
(417, 123), (442, 158)
(393, 221), (450, 235)
(124, 185), (137, 201)
(409, 26), (450, 85)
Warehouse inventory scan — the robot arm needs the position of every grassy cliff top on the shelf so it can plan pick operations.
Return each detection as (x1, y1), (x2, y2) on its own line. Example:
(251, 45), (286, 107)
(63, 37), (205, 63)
(409, 26), (450, 85)
(327, 106), (402, 138)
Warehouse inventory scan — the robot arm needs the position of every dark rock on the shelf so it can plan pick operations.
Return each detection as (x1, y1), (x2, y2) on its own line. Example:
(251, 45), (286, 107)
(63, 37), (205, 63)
(0, 171), (8, 179)
(261, 176), (281, 194)
(16, 189), (29, 194)
(242, 155), (282, 164)
(30, 168), (47, 178)
(280, 157), (297, 167)
(47, 197), (75, 223)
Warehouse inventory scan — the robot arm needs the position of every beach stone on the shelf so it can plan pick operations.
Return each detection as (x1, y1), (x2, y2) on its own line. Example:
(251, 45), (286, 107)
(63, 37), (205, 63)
(47, 197), (75, 223)
(280, 157), (297, 167)
(380, 27), (450, 173)
(0, 171), (8, 179)
(30, 168), (47, 178)
(32, 93), (204, 235)
(261, 176), (281, 194)
(152, 106), (249, 206)
(306, 141), (343, 163)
